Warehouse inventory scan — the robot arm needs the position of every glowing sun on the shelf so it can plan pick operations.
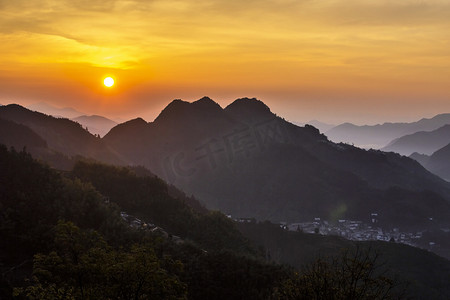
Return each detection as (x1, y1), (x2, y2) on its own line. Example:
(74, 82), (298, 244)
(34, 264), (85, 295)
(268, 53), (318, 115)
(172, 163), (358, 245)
(103, 77), (114, 87)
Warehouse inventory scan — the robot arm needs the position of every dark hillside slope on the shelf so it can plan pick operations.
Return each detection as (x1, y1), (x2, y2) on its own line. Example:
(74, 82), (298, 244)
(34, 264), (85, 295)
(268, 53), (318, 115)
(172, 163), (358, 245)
(1, 146), (449, 299)
(71, 160), (254, 254)
(0, 146), (286, 299)
(238, 221), (450, 300)
(0, 118), (47, 150)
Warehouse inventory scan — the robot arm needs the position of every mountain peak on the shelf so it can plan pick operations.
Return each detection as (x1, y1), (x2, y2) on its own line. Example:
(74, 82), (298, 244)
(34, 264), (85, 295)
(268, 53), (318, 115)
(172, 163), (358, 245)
(227, 97), (270, 111)
(4, 103), (27, 111)
(225, 98), (273, 121)
(103, 117), (148, 140)
(125, 117), (147, 125)
(154, 97), (224, 125)
(192, 96), (223, 110)
(154, 99), (189, 122)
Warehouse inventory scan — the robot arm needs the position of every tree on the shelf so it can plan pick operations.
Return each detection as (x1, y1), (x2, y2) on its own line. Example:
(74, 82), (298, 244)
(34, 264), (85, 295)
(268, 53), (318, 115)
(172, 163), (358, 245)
(14, 221), (187, 300)
(273, 247), (405, 300)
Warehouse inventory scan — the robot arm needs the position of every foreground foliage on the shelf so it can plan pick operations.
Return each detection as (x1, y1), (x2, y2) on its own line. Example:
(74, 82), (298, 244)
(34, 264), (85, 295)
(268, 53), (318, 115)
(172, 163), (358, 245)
(274, 248), (403, 300)
(14, 221), (187, 300)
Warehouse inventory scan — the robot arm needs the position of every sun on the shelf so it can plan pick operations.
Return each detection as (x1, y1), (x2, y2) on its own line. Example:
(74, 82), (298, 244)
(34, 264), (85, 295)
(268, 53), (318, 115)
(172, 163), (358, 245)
(103, 77), (114, 87)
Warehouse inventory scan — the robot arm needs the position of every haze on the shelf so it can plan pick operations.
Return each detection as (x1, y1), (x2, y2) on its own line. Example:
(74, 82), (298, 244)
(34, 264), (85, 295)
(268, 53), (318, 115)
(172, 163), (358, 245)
(1, 0), (449, 124)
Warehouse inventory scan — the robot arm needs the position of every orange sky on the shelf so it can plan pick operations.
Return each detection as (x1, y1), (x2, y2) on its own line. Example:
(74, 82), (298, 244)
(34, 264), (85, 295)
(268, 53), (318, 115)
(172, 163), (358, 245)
(1, 0), (449, 124)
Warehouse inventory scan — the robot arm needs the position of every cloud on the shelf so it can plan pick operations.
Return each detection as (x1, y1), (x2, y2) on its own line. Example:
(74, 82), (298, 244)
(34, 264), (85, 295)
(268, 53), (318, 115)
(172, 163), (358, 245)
(322, 0), (450, 27)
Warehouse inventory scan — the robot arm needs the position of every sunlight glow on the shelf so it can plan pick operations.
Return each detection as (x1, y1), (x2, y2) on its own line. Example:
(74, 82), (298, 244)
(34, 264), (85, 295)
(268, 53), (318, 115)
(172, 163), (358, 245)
(104, 77), (114, 87)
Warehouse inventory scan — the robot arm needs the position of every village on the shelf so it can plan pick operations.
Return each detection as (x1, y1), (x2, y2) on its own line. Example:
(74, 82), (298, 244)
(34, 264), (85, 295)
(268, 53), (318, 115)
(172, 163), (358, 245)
(120, 210), (439, 253)
(281, 214), (433, 249)
(236, 213), (437, 250)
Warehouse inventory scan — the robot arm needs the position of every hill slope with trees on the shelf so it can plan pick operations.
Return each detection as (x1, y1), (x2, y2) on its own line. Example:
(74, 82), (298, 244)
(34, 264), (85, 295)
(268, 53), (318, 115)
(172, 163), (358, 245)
(1, 146), (450, 299)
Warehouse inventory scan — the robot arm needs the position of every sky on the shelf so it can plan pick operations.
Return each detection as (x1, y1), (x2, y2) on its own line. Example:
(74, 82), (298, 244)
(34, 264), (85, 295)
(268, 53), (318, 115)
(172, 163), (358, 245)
(0, 0), (449, 125)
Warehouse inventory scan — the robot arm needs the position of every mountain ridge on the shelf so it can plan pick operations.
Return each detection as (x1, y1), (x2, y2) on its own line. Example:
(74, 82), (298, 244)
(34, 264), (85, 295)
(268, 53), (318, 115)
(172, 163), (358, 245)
(103, 97), (450, 230)
(0, 104), (124, 167)
(2, 99), (450, 230)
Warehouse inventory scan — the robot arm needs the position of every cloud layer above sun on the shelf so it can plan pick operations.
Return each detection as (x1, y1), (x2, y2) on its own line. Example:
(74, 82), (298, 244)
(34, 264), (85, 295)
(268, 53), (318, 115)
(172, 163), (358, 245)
(1, 0), (449, 122)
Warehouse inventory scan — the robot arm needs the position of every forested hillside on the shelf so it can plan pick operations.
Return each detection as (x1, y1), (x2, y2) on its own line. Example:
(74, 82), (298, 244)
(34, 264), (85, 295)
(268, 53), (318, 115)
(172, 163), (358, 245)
(2, 145), (450, 299)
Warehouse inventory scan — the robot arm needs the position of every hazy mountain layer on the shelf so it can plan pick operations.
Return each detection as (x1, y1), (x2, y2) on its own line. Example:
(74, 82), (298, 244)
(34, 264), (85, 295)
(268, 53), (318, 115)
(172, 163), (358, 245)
(410, 152), (430, 166)
(27, 102), (85, 119)
(326, 114), (450, 149)
(72, 115), (118, 137)
(426, 143), (450, 181)
(382, 124), (450, 156)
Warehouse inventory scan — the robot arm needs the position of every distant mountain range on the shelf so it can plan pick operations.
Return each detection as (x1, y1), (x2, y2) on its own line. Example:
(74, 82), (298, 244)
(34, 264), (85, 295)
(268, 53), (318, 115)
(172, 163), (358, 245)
(382, 125), (450, 156)
(27, 102), (85, 119)
(407, 140), (450, 182)
(409, 152), (430, 166)
(373, 122), (450, 181)
(2, 99), (450, 231)
(326, 114), (450, 149)
(26, 102), (118, 137)
(72, 115), (118, 137)
(426, 143), (450, 181)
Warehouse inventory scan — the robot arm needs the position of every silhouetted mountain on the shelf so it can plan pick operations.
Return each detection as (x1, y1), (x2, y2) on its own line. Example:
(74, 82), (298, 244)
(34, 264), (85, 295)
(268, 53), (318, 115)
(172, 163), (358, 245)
(72, 115), (118, 137)
(426, 143), (450, 181)
(0, 104), (123, 167)
(225, 97), (274, 122)
(382, 125), (450, 156)
(326, 113), (450, 149)
(27, 101), (85, 119)
(410, 152), (430, 166)
(104, 97), (450, 231)
(154, 97), (228, 129)
(2, 101), (449, 231)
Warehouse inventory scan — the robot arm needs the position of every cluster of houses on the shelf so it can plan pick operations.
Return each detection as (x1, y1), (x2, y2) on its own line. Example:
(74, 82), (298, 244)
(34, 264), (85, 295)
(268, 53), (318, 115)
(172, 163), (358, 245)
(120, 212), (183, 244)
(283, 215), (426, 247)
(234, 213), (435, 249)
